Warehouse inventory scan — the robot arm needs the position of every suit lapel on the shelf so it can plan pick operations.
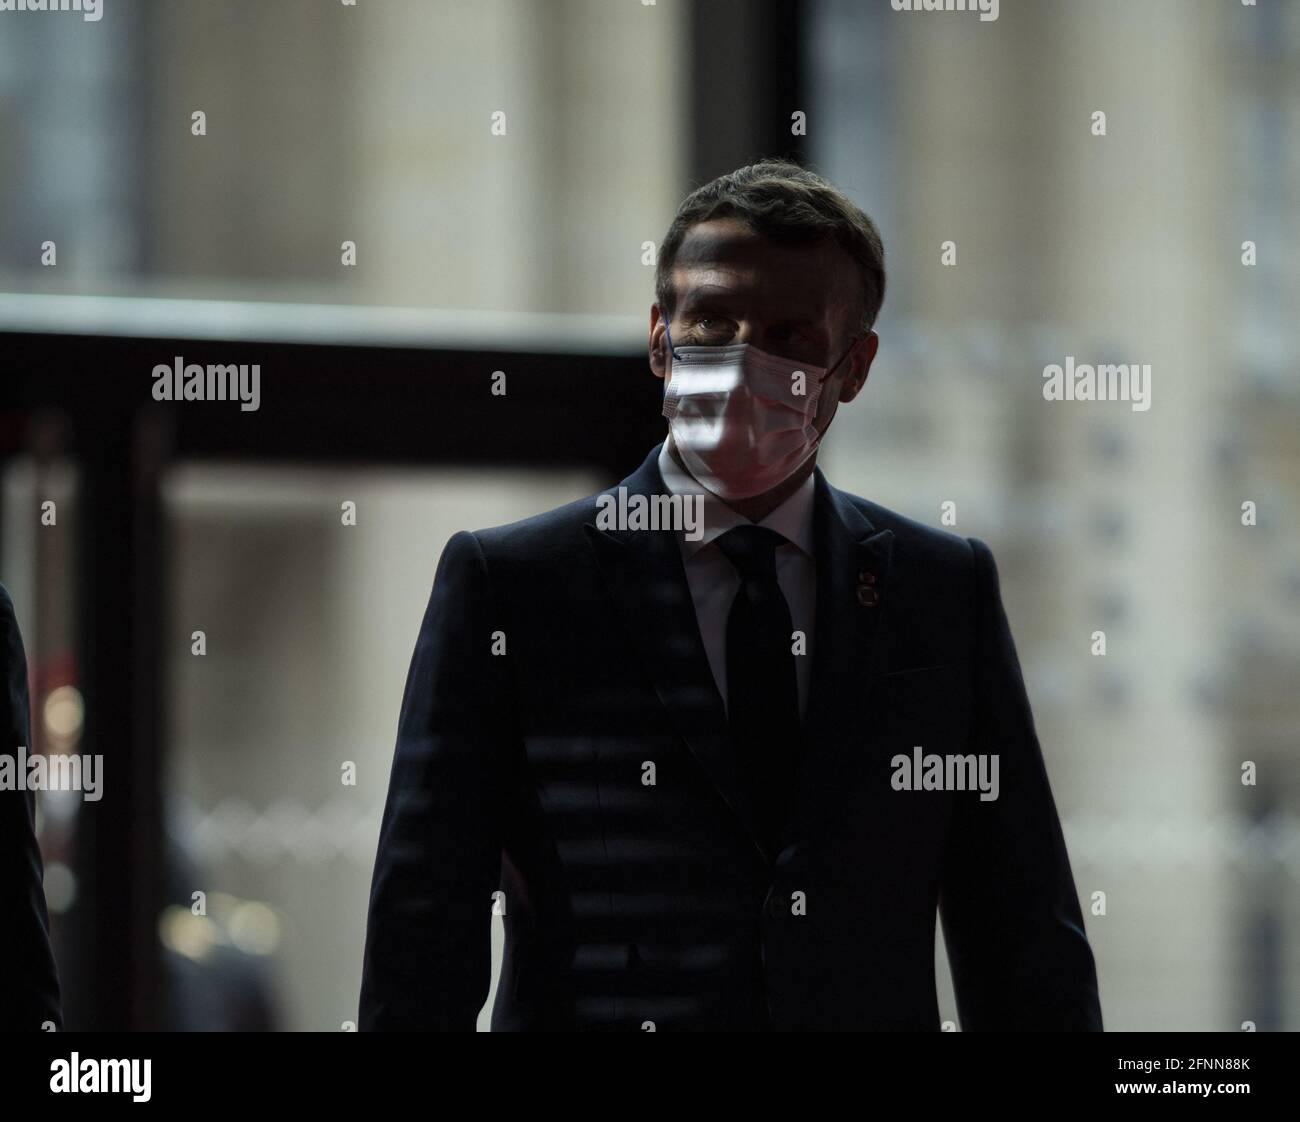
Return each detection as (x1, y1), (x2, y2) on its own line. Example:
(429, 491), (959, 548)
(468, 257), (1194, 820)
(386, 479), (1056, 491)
(584, 445), (769, 864)
(803, 467), (897, 736)
(787, 468), (896, 840)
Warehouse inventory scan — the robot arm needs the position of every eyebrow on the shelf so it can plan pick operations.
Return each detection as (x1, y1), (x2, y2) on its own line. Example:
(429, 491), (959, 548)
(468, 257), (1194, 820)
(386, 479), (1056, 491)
(678, 288), (737, 311)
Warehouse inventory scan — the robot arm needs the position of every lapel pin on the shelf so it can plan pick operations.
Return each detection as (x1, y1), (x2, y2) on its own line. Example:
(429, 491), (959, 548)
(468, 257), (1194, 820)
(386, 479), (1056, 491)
(856, 569), (880, 608)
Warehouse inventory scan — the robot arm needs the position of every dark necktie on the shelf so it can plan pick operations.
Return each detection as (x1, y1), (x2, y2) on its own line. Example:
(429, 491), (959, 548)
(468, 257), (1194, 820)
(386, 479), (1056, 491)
(715, 525), (800, 855)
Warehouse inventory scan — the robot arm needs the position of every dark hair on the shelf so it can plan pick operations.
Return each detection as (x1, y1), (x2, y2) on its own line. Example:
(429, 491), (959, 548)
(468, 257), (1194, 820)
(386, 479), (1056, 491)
(654, 158), (886, 339)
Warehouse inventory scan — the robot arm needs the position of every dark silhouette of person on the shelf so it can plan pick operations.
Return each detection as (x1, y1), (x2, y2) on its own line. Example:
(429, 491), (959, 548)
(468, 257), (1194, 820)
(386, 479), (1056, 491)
(359, 160), (1103, 1031)
(0, 582), (64, 1030)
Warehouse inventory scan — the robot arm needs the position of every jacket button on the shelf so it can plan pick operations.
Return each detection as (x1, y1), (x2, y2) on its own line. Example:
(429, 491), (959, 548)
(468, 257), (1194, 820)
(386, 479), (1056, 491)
(856, 586), (880, 608)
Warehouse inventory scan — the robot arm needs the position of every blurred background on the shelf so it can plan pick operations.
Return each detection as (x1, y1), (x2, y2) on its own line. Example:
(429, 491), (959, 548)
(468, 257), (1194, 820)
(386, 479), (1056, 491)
(1, 0), (1298, 1031)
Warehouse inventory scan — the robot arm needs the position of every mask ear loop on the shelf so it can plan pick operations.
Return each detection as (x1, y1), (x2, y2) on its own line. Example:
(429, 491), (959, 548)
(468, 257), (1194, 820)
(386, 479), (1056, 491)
(663, 320), (682, 364)
(805, 329), (870, 445)
(825, 329), (867, 379)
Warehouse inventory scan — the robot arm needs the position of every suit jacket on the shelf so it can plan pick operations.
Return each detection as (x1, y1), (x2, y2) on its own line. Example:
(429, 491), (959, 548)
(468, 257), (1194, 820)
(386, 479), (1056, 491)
(359, 443), (1102, 1031)
(0, 583), (64, 1030)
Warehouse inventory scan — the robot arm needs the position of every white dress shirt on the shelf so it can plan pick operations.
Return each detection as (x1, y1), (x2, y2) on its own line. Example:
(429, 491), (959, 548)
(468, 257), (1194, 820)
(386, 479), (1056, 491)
(656, 441), (817, 720)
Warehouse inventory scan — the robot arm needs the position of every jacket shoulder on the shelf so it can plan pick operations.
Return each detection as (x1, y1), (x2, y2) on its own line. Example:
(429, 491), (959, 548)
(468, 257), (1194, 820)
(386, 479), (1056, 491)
(463, 489), (606, 559)
(844, 489), (977, 571)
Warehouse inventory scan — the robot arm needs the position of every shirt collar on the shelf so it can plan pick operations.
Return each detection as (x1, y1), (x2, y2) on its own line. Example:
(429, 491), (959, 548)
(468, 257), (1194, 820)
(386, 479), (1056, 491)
(656, 441), (816, 561)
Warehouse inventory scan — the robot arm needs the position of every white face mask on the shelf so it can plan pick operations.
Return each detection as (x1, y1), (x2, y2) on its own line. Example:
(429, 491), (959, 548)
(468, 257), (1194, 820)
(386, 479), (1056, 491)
(661, 321), (863, 501)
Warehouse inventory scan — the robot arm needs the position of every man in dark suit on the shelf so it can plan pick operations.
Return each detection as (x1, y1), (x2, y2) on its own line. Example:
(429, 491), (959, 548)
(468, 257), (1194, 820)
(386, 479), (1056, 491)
(1, 583), (64, 1030)
(360, 159), (1102, 1031)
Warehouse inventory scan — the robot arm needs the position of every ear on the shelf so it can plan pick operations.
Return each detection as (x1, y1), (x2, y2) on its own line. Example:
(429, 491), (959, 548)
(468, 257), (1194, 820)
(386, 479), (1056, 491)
(649, 305), (669, 381)
(838, 330), (878, 404)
